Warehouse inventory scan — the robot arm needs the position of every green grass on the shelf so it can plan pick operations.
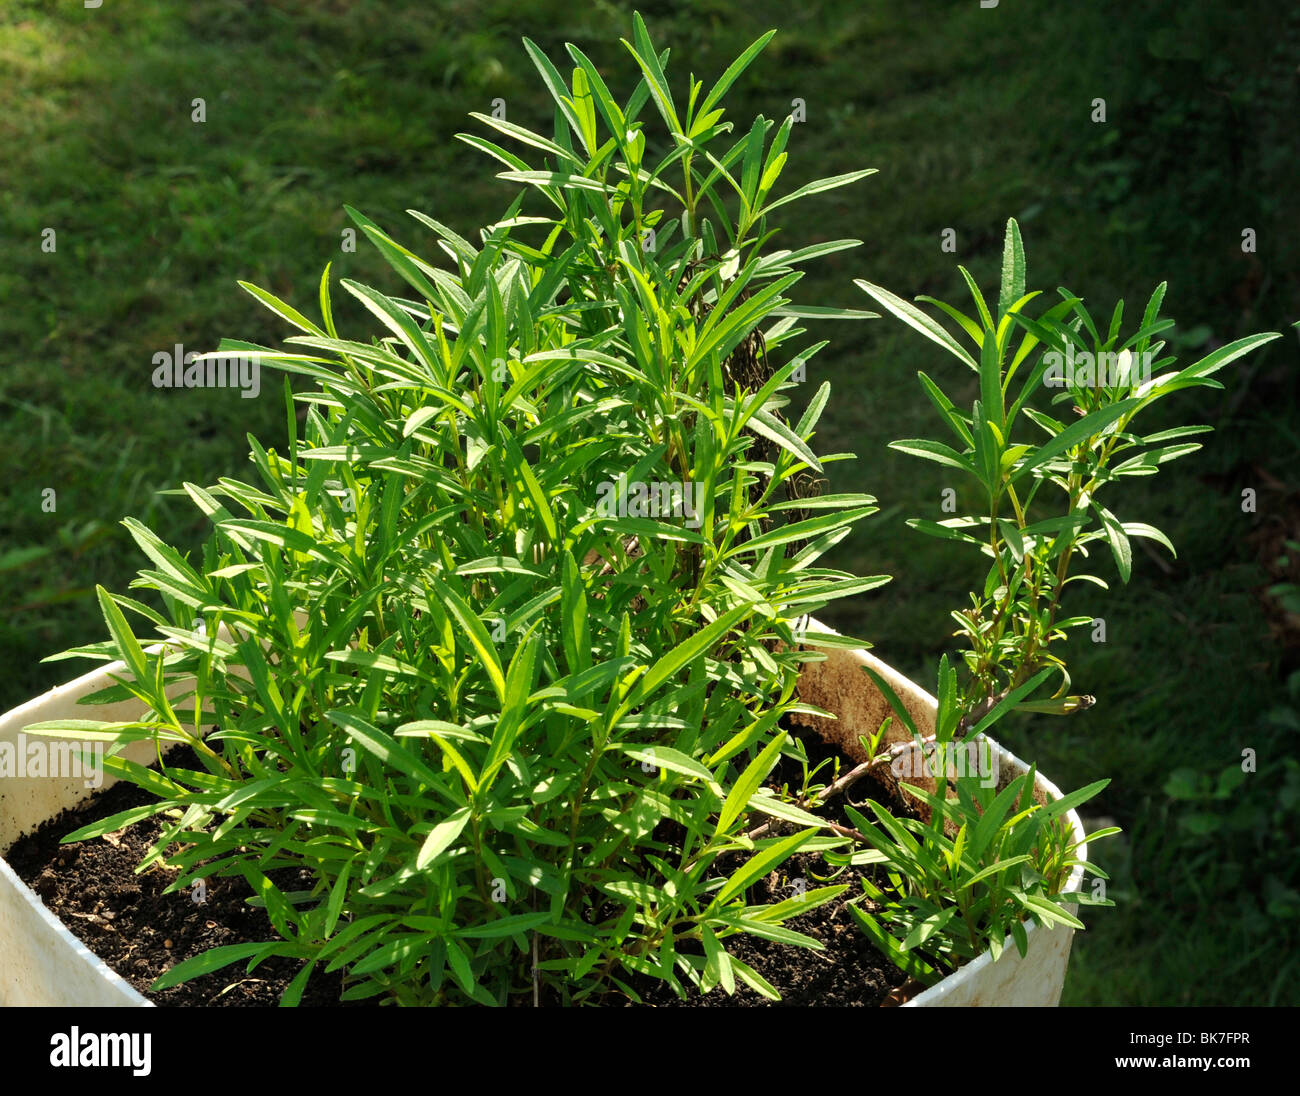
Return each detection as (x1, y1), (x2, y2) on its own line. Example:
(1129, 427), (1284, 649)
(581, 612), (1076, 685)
(2, 0), (1297, 1005)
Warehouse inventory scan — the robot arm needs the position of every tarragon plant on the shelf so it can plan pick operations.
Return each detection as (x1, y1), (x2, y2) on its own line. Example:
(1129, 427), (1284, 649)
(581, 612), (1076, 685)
(26, 14), (893, 1005)
(845, 222), (1281, 981)
(859, 223), (1281, 720)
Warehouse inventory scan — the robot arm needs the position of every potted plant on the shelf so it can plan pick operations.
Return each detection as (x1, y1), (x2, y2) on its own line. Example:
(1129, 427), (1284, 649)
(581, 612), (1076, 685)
(0, 12), (1279, 1007)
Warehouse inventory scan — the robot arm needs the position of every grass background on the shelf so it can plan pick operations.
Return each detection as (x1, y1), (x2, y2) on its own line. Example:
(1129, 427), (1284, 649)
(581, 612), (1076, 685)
(2, 0), (1297, 1005)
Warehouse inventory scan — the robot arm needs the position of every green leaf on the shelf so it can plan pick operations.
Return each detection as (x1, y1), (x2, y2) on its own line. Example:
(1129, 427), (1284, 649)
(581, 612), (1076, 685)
(495, 169), (606, 195)
(698, 29), (776, 119)
(480, 634), (540, 790)
(340, 278), (439, 377)
(889, 439), (975, 475)
(855, 280), (978, 369)
(713, 829), (815, 907)
(729, 956), (781, 1000)
(762, 169), (877, 215)
(917, 371), (974, 448)
(1093, 503), (1132, 583)
(1019, 893), (1085, 930)
(958, 266), (994, 333)
(218, 520), (345, 569)
(121, 517), (208, 596)
(346, 209), (443, 306)
(1123, 521), (1176, 557)
(998, 218), (1026, 318)
(324, 858), (353, 937)
(151, 942), (273, 991)
(426, 573), (506, 704)
(979, 331), (1004, 432)
(63, 802), (173, 843)
(502, 438), (559, 543)
(623, 12), (679, 132)
(619, 746), (720, 791)
(417, 807), (472, 869)
(521, 38), (588, 150)
(1137, 281), (1168, 350)
(902, 907), (956, 950)
(456, 912), (554, 939)
(558, 557), (592, 678)
(723, 917), (822, 949)
(747, 884), (850, 924)
(329, 710), (446, 789)
(563, 44), (627, 146)
(569, 66), (599, 154)
(1041, 778), (1110, 821)
(278, 961), (316, 1007)
(626, 604), (751, 708)
(970, 668), (1054, 735)
(23, 719), (183, 744)
(728, 506), (877, 559)
(716, 732), (786, 836)
(847, 904), (941, 984)
(238, 282), (326, 337)
(324, 649), (430, 682)
(746, 407), (823, 473)
(771, 305), (877, 321)
(916, 296), (983, 347)
(467, 112), (582, 166)
(1172, 332), (1281, 384)
(904, 518), (985, 547)
(94, 586), (149, 686)
(744, 791), (839, 831)
(963, 854), (1033, 889)
(970, 777), (1033, 862)
(700, 925), (735, 995)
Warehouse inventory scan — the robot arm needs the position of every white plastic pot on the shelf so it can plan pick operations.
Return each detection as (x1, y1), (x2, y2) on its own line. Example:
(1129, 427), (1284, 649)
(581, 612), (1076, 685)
(0, 661), (158, 1006)
(0, 622), (1085, 1007)
(791, 623), (1086, 1007)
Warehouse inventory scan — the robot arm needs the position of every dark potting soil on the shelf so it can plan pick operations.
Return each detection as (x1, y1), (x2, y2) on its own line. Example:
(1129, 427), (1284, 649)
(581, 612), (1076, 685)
(622, 846), (911, 1008)
(6, 729), (917, 1007)
(624, 723), (914, 1007)
(5, 748), (349, 1007)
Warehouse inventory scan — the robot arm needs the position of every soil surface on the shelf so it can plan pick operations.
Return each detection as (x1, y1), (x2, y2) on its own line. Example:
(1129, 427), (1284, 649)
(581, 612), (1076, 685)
(5, 749), (347, 1007)
(6, 730), (917, 1007)
(623, 846), (910, 1007)
(625, 725), (914, 1007)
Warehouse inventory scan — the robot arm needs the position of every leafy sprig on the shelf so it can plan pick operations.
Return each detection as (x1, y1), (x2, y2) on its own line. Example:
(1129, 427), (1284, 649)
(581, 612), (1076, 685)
(29, 14), (886, 1006)
(859, 220), (1281, 715)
